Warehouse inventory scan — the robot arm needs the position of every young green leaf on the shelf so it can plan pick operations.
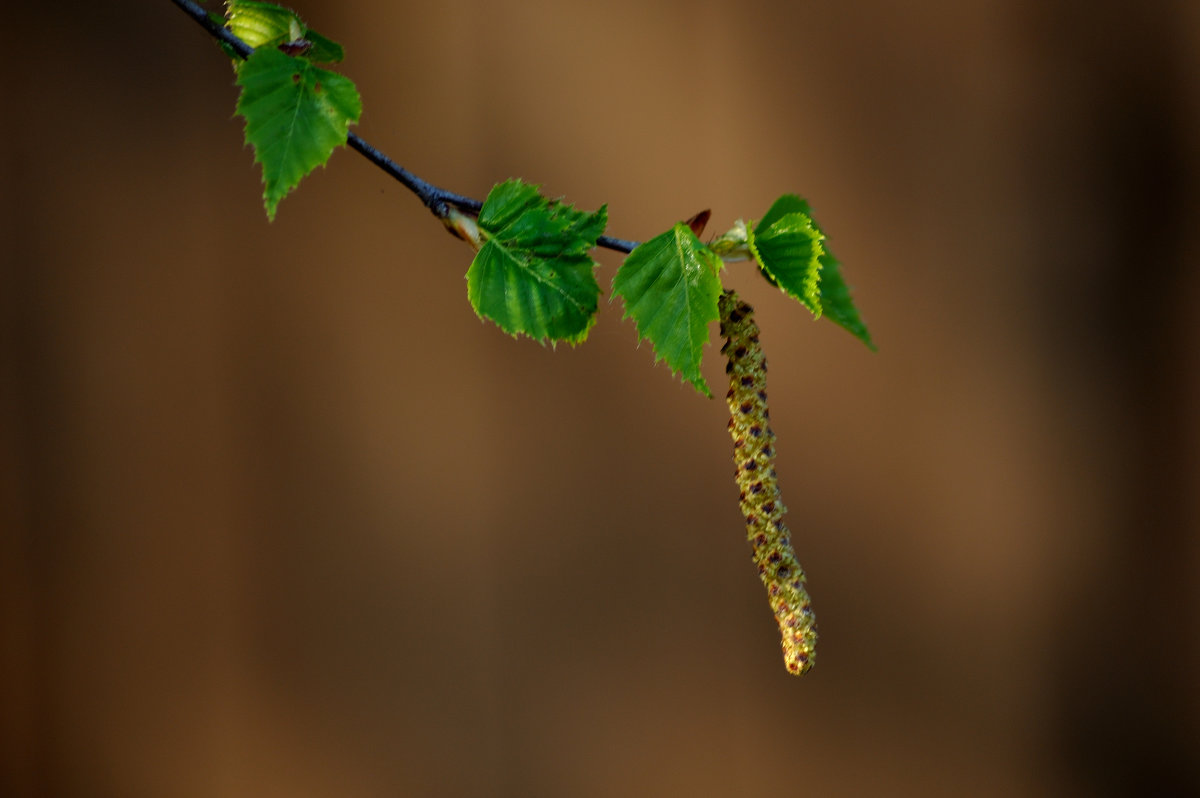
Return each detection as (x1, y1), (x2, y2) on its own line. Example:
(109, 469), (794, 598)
(224, 0), (303, 49)
(612, 223), (723, 396)
(465, 180), (607, 345)
(752, 194), (875, 350)
(234, 48), (361, 220)
(749, 194), (826, 318)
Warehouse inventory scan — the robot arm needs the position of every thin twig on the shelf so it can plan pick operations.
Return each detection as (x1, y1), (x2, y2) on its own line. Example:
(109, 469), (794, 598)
(169, 0), (640, 254)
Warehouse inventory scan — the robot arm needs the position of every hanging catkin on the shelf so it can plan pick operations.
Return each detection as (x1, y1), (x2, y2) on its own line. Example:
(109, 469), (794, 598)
(719, 290), (817, 675)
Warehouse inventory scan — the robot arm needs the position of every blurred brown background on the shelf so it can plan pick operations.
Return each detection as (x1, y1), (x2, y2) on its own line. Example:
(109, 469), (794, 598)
(3, 1), (1199, 796)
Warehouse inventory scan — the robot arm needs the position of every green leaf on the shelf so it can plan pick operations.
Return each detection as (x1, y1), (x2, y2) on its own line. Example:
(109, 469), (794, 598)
(465, 180), (607, 345)
(225, 0), (303, 49)
(750, 194), (826, 318)
(752, 194), (874, 350)
(235, 48), (361, 220)
(612, 223), (723, 396)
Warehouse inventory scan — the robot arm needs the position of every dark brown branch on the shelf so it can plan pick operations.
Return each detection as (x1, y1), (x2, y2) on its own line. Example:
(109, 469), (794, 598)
(168, 0), (640, 253)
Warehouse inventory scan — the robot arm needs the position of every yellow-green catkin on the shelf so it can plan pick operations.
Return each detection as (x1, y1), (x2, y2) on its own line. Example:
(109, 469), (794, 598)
(719, 290), (817, 675)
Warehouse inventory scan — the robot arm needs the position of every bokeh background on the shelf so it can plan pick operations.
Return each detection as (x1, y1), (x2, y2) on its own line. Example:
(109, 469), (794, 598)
(4, 1), (1199, 795)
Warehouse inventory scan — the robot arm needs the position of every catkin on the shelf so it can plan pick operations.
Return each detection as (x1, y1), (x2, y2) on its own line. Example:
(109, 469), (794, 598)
(719, 290), (817, 675)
